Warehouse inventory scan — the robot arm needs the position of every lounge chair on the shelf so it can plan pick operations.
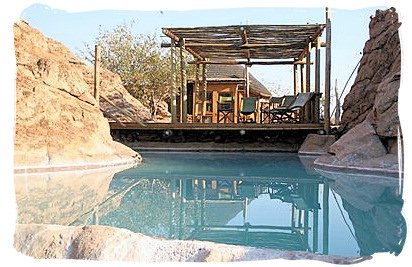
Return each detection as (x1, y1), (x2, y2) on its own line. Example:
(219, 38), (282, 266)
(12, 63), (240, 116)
(238, 96), (258, 123)
(260, 96), (283, 123)
(217, 92), (234, 123)
(271, 92), (315, 123)
(269, 95), (296, 123)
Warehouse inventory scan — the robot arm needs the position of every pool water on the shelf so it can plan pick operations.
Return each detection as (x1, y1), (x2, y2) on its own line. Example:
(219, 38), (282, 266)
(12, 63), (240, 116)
(80, 152), (406, 257)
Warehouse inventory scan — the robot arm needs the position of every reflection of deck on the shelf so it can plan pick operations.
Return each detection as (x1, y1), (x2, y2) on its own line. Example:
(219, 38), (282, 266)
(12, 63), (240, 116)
(110, 122), (324, 131)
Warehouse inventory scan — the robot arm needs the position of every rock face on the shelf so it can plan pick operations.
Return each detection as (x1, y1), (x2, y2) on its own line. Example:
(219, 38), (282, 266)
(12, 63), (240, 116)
(14, 224), (365, 263)
(316, 8), (401, 174)
(14, 21), (148, 169)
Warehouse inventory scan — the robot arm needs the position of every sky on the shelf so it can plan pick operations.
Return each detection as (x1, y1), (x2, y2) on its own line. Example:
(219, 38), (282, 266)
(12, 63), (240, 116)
(1, 0), (412, 267)
(19, 3), (382, 103)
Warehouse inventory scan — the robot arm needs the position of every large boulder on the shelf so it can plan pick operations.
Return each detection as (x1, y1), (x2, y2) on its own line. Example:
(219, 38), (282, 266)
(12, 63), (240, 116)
(316, 8), (402, 174)
(13, 21), (149, 169)
(341, 8), (401, 133)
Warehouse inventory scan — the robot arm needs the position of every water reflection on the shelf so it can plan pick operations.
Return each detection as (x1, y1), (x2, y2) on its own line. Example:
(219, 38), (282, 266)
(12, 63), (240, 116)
(14, 152), (406, 258)
(317, 169), (406, 256)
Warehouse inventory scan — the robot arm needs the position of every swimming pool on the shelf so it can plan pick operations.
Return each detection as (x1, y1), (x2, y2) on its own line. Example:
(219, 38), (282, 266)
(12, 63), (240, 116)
(15, 151), (406, 258)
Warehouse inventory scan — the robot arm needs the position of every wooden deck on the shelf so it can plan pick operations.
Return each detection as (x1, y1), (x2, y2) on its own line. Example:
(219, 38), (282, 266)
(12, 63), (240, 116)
(109, 122), (324, 131)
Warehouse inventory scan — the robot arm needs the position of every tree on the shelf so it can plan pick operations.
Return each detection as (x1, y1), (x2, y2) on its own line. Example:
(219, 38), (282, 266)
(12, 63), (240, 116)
(82, 22), (172, 120)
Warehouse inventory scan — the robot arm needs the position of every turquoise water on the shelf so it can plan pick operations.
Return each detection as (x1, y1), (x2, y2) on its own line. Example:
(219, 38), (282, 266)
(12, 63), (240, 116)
(84, 152), (406, 257)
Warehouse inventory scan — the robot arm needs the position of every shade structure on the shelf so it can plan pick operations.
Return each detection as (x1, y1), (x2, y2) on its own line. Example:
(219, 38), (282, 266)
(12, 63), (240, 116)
(162, 24), (326, 62)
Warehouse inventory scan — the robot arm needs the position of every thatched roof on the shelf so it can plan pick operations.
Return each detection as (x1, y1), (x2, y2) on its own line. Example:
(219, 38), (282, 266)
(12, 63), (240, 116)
(162, 24), (326, 63)
(206, 64), (271, 97)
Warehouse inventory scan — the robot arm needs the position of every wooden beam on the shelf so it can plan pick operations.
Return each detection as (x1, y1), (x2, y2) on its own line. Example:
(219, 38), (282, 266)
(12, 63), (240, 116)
(201, 63), (207, 121)
(293, 64), (298, 95)
(180, 38), (188, 123)
(170, 40), (177, 123)
(189, 60), (307, 65)
(324, 7), (332, 133)
(315, 37), (321, 123)
(300, 64), (305, 94)
(305, 42), (311, 93)
(93, 44), (101, 106)
(193, 64), (200, 122)
(245, 65), (250, 97)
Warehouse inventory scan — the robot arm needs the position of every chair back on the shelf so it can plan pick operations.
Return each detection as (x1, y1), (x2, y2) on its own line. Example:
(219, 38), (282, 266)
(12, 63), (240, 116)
(290, 92), (315, 109)
(218, 92), (234, 111)
(281, 95), (296, 108)
(218, 93), (233, 103)
(240, 97), (258, 113)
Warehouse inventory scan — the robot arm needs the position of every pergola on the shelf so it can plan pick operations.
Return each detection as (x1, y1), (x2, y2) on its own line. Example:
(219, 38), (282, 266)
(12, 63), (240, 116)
(162, 8), (331, 133)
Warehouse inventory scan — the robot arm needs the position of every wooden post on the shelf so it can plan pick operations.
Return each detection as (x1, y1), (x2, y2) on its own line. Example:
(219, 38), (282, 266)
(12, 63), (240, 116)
(293, 63), (298, 95)
(300, 64), (305, 93)
(201, 63), (207, 121)
(324, 7), (332, 133)
(245, 65), (250, 97)
(170, 40), (177, 123)
(93, 45), (101, 106)
(193, 64), (200, 122)
(180, 38), (187, 123)
(305, 41), (311, 93)
(315, 37), (321, 123)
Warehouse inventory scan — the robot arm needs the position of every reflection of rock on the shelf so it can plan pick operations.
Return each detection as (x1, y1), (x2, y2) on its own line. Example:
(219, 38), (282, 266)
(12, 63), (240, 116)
(14, 167), (130, 225)
(14, 224), (364, 263)
(318, 170), (406, 256)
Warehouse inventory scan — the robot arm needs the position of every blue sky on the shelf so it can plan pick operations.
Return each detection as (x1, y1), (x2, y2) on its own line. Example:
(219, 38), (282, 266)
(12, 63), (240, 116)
(19, 4), (383, 102)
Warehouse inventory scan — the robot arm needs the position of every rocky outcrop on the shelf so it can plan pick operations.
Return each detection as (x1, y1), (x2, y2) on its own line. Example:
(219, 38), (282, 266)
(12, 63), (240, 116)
(316, 8), (402, 174)
(14, 21), (149, 169)
(14, 224), (366, 263)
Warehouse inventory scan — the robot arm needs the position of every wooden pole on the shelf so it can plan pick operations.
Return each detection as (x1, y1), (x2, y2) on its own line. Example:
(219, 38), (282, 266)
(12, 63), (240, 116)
(305, 41), (311, 93)
(293, 63), (298, 95)
(193, 64), (200, 122)
(180, 38), (187, 123)
(315, 37), (321, 123)
(324, 7), (332, 133)
(201, 63), (207, 121)
(245, 65), (250, 97)
(93, 44), (101, 106)
(300, 64), (305, 94)
(170, 40), (177, 123)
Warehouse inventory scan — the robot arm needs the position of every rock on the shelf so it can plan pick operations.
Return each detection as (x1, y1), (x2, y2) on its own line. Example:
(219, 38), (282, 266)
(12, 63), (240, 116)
(298, 134), (335, 155)
(316, 8), (401, 174)
(14, 224), (365, 263)
(341, 8), (401, 134)
(14, 21), (146, 169)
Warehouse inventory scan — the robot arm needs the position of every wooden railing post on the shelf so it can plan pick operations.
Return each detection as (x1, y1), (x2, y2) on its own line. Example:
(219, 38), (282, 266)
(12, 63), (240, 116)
(94, 44), (101, 106)
(324, 7), (332, 133)
(180, 38), (187, 123)
(170, 40), (177, 123)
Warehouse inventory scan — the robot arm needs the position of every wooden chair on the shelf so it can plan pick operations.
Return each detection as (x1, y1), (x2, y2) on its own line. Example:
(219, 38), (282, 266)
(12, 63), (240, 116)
(217, 92), (235, 123)
(260, 96), (283, 123)
(269, 95), (296, 123)
(271, 92), (315, 123)
(238, 97), (258, 123)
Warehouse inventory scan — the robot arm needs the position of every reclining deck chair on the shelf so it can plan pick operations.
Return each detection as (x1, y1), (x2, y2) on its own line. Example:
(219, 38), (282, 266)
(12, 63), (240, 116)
(217, 92), (235, 123)
(238, 97), (258, 123)
(260, 96), (283, 123)
(271, 92), (315, 123)
(269, 95), (296, 123)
